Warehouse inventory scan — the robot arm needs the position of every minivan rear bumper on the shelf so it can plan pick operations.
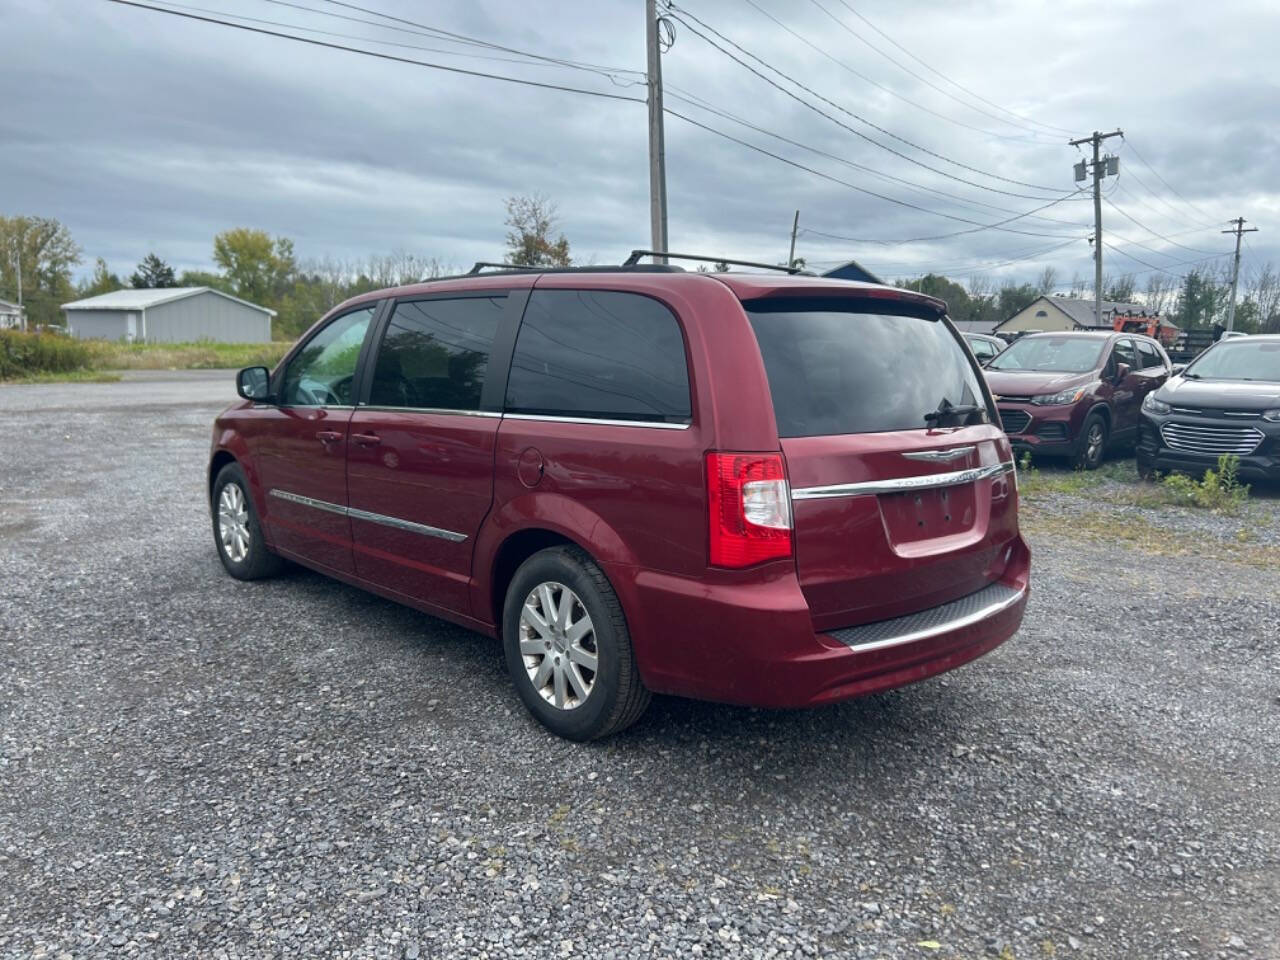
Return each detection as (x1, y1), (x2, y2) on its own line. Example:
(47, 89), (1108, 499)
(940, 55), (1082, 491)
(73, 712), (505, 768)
(611, 535), (1030, 708)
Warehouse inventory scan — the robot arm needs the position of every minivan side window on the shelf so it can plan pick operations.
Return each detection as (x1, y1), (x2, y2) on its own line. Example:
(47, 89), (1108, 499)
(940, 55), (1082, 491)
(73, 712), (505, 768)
(1113, 338), (1137, 371)
(281, 306), (376, 406)
(504, 290), (692, 423)
(368, 296), (505, 411)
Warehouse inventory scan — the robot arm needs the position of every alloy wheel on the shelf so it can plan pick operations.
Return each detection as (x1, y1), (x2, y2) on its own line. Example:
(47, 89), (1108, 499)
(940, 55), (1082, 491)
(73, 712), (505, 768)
(217, 482), (251, 563)
(1085, 423), (1105, 466)
(519, 581), (598, 710)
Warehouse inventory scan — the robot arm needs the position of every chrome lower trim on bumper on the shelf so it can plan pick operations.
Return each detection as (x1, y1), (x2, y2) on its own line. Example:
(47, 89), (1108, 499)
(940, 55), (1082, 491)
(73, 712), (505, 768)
(268, 489), (468, 543)
(792, 461), (1015, 501)
(827, 580), (1025, 652)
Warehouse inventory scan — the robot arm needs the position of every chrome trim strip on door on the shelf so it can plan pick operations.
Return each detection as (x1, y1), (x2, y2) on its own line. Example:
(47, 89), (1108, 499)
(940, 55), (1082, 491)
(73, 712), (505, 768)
(792, 461), (1016, 501)
(502, 413), (691, 430)
(356, 405), (503, 418)
(269, 488), (349, 516)
(268, 489), (468, 542)
(346, 506), (468, 542)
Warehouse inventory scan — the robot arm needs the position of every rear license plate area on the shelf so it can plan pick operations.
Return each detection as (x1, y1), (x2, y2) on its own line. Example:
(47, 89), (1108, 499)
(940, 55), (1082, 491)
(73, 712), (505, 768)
(878, 485), (976, 543)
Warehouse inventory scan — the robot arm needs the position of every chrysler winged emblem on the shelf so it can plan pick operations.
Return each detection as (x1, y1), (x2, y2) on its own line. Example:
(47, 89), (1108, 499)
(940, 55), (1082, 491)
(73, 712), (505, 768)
(902, 446), (976, 463)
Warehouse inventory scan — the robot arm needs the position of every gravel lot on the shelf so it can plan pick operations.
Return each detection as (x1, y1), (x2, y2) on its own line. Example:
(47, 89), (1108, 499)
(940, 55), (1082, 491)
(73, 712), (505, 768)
(2, 373), (1278, 960)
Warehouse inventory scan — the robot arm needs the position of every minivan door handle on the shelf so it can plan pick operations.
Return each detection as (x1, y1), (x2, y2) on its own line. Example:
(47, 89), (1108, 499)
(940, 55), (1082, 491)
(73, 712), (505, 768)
(351, 432), (381, 447)
(315, 430), (343, 444)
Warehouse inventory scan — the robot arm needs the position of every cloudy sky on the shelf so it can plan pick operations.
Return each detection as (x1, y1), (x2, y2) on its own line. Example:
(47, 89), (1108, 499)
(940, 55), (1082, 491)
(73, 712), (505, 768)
(3, 0), (1278, 291)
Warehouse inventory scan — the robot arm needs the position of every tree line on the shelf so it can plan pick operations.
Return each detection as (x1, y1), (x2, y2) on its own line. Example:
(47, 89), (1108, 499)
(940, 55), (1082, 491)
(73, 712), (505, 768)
(0, 197), (570, 339)
(894, 262), (1280, 333)
(3, 203), (1276, 338)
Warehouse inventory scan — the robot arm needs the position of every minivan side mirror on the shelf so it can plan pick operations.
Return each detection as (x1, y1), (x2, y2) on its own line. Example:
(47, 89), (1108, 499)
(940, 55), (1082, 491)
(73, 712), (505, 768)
(236, 366), (272, 402)
(1113, 361), (1131, 384)
(1170, 363), (1186, 376)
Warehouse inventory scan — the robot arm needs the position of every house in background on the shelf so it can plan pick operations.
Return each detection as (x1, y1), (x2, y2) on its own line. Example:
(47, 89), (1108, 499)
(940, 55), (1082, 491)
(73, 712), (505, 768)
(61, 287), (274, 343)
(820, 259), (883, 284)
(996, 295), (1156, 335)
(0, 298), (24, 330)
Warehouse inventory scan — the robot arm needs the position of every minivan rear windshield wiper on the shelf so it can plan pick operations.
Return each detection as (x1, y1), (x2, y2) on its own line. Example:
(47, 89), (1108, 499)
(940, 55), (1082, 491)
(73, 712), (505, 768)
(923, 399), (984, 425)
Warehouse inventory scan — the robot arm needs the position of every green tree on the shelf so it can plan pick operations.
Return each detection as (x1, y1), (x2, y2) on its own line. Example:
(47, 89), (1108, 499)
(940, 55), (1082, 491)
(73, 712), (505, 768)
(1172, 270), (1226, 328)
(78, 257), (124, 298)
(177, 269), (234, 293)
(504, 195), (571, 267)
(0, 215), (82, 328)
(130, 253), (177, 288)
(212, 228), (297, 305)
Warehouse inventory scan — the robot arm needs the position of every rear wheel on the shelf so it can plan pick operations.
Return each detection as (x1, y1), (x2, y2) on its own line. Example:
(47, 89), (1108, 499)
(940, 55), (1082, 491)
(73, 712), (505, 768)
(212, 462), (283, 581)
(502, 546), (650, 741)
(1074, 413), (1108, 471)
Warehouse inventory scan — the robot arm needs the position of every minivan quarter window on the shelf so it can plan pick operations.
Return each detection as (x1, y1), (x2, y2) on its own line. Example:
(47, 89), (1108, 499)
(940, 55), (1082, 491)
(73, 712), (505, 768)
(281, 305), (376, 406)
(369, 296), (505, 411)
(504, 289), (692, 424)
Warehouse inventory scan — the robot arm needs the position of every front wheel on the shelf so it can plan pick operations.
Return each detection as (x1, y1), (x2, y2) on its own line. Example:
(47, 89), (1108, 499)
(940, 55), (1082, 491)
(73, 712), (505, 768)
(1074, 413), (1108, 471)
(212, 463), (283, 581)
(502, 546), (650, 741)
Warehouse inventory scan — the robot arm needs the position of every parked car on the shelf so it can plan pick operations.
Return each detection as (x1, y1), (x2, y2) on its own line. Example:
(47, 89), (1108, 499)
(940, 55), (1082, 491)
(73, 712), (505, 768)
(983, 330), (1172, 469)
(1137, 334), (1280, 481)
(962, 332), (1005, 364)
(208, 259), (1029, 740)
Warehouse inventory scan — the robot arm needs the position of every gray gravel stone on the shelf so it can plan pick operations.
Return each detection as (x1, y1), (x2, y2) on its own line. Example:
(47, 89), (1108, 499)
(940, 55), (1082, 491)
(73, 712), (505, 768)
(0, 373), (1277, 959)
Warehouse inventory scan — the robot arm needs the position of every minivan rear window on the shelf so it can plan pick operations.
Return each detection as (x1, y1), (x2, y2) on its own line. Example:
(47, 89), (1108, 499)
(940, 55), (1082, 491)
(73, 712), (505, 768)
(746, 300), (988, 437)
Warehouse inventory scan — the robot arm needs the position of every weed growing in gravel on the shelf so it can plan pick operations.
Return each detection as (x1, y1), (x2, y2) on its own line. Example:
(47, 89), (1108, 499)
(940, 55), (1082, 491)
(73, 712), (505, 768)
(1157, 455), (1250, 513)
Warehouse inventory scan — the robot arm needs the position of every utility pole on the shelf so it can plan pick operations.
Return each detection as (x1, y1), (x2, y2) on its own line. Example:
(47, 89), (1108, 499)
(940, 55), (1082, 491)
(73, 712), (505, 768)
(787, 210), (800, 269)
(645, 0), (669, 261)
(1068, 129), (1123, 329)
(1222, 217), (1258, 333)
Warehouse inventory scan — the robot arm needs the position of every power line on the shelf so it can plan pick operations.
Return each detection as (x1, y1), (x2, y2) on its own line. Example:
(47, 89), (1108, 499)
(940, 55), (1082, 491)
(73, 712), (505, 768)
(299, 0), (645, 78)
(1102, 240), (1228, 278)
(104, 0), (648, 103)
(825, 0), (1072, 137)
(807, 0), (1071, 138)
(664, 108), (1087, 241)
(1121, 136), (1221, 227)
(664, 86), (1087, 231)
(738, 0), (1057, 145)
(1103, 197), (1223, 256)
(148, 0), (644, 81)
(665, 4), (1068, 198)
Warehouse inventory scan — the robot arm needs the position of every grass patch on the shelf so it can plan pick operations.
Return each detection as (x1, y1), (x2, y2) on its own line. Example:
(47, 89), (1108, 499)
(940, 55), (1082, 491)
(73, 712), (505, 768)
(1018, 453), (1251, 515)
(84, 339), (291, 371)
(3, 369), (122, 385)
(0, 330), (292, 381)
(1021, 506), (1280, 568)
(0, 329), (96, 379)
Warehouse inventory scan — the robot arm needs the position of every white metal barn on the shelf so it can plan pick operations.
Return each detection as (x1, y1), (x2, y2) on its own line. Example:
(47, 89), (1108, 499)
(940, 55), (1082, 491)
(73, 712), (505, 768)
(61, 288), (275, 343)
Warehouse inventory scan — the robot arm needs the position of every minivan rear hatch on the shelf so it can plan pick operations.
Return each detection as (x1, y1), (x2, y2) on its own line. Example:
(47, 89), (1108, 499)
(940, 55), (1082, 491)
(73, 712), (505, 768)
(744, 295), (1020, 632)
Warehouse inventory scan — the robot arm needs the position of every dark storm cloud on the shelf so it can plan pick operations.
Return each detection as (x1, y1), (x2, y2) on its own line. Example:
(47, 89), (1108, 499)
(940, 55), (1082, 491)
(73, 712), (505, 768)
(2, 0), (1276, 286)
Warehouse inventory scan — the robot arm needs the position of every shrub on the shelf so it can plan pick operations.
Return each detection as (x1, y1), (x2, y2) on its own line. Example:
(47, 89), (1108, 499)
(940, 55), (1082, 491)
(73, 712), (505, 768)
(0, 329), (94, 379)
(1158, 454), (1250, 512)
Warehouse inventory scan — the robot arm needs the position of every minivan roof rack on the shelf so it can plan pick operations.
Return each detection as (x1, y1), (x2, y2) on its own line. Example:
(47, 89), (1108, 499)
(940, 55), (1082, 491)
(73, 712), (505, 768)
(623, 250), (811, 275)
(466, 261), (538, 275)
(423, 260), (688, 282)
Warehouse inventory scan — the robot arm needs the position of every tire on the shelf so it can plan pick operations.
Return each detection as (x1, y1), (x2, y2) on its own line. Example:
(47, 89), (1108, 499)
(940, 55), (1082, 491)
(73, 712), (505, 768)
(211, 462), (283, 581)
(502, 546), (651, 741)
(1073, 412), (1108, 471)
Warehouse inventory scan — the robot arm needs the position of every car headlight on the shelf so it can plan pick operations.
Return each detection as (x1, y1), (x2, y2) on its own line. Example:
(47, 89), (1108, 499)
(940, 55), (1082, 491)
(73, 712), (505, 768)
(1143, 394), (1172, 415)
(1263, 408), (1280, 422)
(1031, 385), (1088, 406)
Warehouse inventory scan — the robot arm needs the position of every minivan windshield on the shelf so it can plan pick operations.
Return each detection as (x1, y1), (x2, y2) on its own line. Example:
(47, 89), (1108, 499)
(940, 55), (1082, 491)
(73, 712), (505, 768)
(746, 301), (989, 437)
(1184, 340), (1280, 382)
(986, 336), (1105, 373)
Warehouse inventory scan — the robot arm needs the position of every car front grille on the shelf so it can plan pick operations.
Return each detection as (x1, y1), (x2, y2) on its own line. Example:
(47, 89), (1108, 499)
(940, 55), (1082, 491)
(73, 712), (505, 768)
(999, 408), (1030, 434)
(1160, 422), (1265, 456)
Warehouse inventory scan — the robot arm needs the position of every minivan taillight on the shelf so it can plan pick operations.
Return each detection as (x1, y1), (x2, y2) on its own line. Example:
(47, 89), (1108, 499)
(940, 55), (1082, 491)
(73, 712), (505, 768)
(706, 452), (793, 568)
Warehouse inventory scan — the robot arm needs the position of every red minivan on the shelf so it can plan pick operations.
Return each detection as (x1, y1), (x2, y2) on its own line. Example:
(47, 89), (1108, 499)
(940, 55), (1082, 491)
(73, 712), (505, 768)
(209, 260), (1029, 740)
